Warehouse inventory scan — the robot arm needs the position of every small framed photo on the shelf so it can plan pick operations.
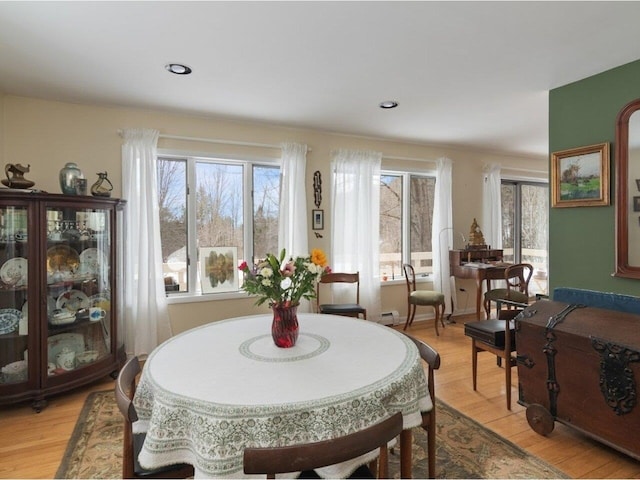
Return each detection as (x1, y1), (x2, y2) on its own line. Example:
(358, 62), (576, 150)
(636, 179), (640, 191)
(199, 247), (238, 294)
(312, 209), (324, 230)
(634, 197), (640, 212)
(551, 142), (610, 208)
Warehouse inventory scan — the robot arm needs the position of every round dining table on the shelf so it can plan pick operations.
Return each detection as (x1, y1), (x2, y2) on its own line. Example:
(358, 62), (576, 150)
(133, 313), (431, 478)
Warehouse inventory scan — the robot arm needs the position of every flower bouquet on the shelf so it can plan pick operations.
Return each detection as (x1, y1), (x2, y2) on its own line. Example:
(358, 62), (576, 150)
(238, 249), (330, 347)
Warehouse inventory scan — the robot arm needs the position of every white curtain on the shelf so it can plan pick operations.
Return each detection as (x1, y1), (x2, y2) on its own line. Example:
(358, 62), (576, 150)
(431, 157), (454, 314)
(121, 128), (172, 358)
(330, 149), (382, 322)
(278, 142), (310, 312)
(482, 163), (503, 249)
(278, 142), (308, 258)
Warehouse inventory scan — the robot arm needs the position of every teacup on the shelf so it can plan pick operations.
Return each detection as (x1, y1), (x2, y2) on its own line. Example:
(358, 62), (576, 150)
(89, 307), (106, 322)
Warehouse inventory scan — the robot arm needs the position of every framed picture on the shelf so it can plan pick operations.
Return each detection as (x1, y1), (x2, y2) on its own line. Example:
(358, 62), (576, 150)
(634, 197), (640, 212)
(636, 179), (640, 192)
(551, 142), (610, 208)
(199, 247), (238, 294)
(312, 209), (324, 230)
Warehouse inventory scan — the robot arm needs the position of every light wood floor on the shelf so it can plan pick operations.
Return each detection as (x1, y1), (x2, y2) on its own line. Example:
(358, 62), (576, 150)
(0, 316), (639, 479)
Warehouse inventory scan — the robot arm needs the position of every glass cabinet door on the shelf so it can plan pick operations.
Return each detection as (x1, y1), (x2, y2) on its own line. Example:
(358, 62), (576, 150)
(45, 206), (112, 377)
(0, 206), (29, 385)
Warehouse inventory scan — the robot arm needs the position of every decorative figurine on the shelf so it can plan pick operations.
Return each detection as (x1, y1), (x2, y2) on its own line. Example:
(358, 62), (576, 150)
(2, 163), (35, 189)
(59, 162), (84, 195)
(90, 172), (113, 197)
(468, 218), (487, 249)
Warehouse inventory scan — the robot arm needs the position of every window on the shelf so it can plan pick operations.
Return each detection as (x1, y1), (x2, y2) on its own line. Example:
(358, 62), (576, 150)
(501, 180), (548, 295)
(379, 173), (436, 280)
(157, 155), (280, 296)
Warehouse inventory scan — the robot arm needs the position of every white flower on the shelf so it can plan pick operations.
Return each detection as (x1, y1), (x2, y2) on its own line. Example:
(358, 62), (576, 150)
(280, 277), (292, 289)
(260, 267), (273, 278)
(261, 278), (272, 287)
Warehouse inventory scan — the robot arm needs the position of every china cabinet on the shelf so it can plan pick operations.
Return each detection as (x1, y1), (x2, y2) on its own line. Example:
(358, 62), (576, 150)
(0, 191), (125, 411)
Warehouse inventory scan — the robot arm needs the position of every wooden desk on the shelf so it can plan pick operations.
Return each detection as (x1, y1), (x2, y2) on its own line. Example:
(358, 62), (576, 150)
(449, 249), (508, 319)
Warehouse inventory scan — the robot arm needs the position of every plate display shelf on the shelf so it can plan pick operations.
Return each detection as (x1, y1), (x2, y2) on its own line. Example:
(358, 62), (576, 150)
(0, 191), (125, 411)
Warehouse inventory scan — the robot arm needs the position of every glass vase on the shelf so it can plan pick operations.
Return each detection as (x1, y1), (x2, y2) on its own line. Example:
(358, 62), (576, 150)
(271, 303), (299, 348)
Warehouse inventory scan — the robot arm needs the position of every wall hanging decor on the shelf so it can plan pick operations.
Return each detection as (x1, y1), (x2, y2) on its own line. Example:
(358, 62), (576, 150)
(551, 142), (609, 208)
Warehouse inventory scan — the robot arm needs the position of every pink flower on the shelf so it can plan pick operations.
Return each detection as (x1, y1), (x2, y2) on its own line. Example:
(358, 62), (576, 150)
(281, 262), (296, 277)
(238, 261), (248, 271)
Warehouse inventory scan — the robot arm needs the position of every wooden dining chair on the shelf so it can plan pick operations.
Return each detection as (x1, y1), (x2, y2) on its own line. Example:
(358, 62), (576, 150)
(316, 272), (367, 319)
(402, 263), (446, 335)
(243, 411), (404, 479)
(115, 356), (194, 479)
(400, 331), (441, 479)
(483, 263), (533, 319)
(464, 299), (526, 410)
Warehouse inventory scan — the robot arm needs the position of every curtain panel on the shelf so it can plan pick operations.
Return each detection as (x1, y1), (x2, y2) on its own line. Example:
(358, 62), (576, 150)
(431, 157), (454, 314)
(330, 149), (382, 322)
(121, 128), (172, 358)
(482, 163), (502, 249)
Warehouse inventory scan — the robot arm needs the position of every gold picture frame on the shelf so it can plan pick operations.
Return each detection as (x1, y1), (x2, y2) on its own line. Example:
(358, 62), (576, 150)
(551, 142), (610, 208)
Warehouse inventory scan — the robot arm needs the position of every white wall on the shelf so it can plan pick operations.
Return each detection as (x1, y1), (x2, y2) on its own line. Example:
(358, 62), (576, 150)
(1, 94), (547, 333)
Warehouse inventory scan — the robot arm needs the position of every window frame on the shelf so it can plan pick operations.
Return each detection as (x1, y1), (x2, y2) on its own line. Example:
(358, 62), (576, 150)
(157, 149), (280, 302)
(379, 169), (436, 282)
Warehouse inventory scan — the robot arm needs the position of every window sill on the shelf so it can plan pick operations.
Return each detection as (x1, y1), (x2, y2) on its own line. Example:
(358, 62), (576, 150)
(380, 275), (433, 286)
(166, 291), (252, 304)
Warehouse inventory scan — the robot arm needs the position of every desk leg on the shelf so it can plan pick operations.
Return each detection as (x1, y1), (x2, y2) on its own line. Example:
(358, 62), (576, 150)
(400, 428), (412, 478)
(475, 277), (483, 319)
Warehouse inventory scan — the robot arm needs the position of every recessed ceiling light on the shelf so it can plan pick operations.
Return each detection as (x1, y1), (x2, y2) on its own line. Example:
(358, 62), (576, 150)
(165, 63), (192, 75)
(379, 100), (398, 109)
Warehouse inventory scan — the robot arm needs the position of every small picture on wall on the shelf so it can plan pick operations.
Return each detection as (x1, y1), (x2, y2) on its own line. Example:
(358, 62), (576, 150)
(634, 197), (640, 212)
(312, 209), (324, 230)
(636, 179), (640, 191)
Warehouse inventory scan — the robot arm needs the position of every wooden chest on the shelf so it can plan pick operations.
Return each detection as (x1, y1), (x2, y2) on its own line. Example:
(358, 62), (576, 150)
(516, 300), (640, 461)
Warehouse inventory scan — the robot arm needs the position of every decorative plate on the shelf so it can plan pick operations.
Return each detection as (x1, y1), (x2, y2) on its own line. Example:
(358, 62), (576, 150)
(78, 248), (108, 276)
(56, 290), (90, 312)
(46, 245), (80, 274)
(89, 293), (111, 310)
(0, 257), (28, 287)
(47, 332), (85, 364)
(0, 309), (21, 335)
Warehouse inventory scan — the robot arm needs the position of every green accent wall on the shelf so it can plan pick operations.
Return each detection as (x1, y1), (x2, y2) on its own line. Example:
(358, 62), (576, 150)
(549, 59), (640, 296)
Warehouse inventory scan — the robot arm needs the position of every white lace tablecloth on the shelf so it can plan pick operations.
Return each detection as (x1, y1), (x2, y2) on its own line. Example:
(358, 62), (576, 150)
(133, 313), (430, 478)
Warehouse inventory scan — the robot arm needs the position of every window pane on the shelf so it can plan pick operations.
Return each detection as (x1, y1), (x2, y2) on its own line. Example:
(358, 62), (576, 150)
(501, 183), (516, 263)
(410, 176), (435, 276)
(157, 158), (188, 292)
(253, 165), (280, 264)
(521, 184), (548, 296)
(380, 175), (402, 279)
(196, 162), (244, 290)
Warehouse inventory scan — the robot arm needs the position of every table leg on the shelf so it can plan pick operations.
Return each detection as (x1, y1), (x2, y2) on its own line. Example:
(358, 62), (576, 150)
(400, 428), (412, 479)
(475, 277), (483, 319)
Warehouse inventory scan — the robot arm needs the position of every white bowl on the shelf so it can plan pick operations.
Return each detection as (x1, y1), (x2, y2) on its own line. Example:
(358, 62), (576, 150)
(50, 312), (76, 325)
(76, 350), (99, 365)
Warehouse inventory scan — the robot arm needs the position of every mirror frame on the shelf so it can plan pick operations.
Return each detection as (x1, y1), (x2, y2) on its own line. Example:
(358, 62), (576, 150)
(615, 98), (640, 278)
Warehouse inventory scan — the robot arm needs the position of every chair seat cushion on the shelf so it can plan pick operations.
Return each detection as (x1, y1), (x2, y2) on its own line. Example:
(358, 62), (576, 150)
(133, 432), (193, 477)
(464, 319), (515, 349)
(320, 304), (366, 315)
(409, 291), (445, 305)
(484, 289), (528, 304)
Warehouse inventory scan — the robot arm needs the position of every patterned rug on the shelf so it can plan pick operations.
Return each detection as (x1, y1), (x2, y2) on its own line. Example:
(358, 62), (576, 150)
(56, 390), (568, 479)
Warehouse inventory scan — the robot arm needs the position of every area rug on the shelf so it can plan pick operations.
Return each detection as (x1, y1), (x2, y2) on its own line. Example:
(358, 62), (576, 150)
(56, 390), (568, 479)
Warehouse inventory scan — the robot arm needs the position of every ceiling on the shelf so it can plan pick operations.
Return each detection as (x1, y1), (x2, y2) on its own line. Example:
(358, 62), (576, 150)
(2, 1), (640, 158)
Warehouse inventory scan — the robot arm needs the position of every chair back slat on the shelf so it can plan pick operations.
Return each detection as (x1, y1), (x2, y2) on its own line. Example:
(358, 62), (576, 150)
(243, 412), (403, 477)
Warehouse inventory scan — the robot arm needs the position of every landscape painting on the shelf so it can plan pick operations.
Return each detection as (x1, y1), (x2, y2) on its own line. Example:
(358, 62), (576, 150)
(551, 143), (609, 208)
(199, 247), (238, 294)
